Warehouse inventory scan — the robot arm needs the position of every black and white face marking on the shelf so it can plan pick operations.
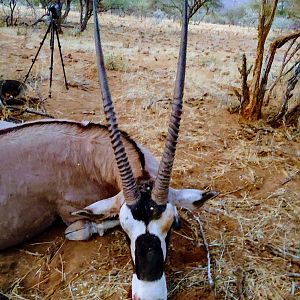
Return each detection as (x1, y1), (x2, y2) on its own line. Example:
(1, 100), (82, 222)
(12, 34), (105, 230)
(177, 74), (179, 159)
(119, 184), (177, 300)
(135, 233), (164, 281)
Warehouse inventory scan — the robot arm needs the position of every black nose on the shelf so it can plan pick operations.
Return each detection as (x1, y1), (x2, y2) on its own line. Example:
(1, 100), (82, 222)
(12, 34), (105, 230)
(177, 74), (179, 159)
(135, 233), (164, 281)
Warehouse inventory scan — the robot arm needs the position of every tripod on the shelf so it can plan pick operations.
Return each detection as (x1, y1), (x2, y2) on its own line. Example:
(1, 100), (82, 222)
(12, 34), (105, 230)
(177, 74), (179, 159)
(24, 17), (68, 98)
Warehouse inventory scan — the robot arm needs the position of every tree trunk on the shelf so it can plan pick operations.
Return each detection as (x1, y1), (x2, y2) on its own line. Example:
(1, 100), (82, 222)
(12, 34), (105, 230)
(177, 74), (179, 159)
(79, 0), (93, 32)
(9, 0), (17, 26)
(61, 0), (71, 23)
(240, 0), (278, 121)
(240, 54), (251, 112)
(242, 37), (266, 119)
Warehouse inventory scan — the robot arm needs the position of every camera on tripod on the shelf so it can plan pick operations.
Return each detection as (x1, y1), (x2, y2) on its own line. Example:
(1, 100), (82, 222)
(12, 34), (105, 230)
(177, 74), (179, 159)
(24, 1), (68, 98)
(47, 3), (61, 20)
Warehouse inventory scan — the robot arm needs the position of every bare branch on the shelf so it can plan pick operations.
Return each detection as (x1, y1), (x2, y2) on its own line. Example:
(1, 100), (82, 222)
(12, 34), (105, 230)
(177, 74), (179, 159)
(194, 215), (214, 287)
(269, 60), (300, 126)
(288, 273), (300, 278)
(259, 31), (300, 107)
(32, 13), (48, 26)
(265, 0), (279, 34)
(283, 56), (300, 76)
(189, 0), (210, 20)
(265, 38), (299, 105)
(240, 54), (250, 111)
(266, 243), (300, 265)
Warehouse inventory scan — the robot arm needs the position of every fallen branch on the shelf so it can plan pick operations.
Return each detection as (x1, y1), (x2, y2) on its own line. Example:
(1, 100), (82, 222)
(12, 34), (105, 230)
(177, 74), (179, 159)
(193, 214), (214, 288)
(23, 107), (54, 118)
(0, 292), (8, 299)
(266, 244), (300, 266)
(5, 105), (54, 118)
(281, 170), (300, 186)
(236, 267), (246, 300)
(219, 184), (249, 197)
(288, 273), (300, 278)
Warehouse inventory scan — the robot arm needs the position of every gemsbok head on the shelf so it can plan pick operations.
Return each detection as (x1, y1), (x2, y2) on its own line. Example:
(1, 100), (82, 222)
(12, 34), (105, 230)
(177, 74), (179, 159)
(93, 0), (196, 298)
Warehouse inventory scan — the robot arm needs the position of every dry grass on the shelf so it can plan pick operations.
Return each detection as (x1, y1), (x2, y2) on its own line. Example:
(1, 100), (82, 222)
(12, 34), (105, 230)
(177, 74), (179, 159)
(0, 7), (300, 300)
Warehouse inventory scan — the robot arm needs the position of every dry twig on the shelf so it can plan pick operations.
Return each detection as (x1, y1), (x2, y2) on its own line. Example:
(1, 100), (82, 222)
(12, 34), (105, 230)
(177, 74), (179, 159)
(266, 244), (300, 266)
(281, 170), (300, 186)
(265, 39), (299, 105)
(269, 61), (300, 127)
(288, 273), (300, 278)
(193, 214), (214, 288)
(236, 267), (246, 300)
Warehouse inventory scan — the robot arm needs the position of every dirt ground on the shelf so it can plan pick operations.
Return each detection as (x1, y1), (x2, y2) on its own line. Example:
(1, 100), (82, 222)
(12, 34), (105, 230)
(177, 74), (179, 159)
(0, 12), (299, 300)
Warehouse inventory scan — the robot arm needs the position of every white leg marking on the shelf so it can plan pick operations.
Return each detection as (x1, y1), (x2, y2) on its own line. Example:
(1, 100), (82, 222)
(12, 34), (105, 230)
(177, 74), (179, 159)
(96, 220), (120, 236)
(65, 219), (120, 240)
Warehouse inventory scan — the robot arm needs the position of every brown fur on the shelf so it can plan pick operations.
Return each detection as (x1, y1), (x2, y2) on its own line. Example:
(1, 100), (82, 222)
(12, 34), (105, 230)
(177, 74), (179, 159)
(0, 120), (144, 249)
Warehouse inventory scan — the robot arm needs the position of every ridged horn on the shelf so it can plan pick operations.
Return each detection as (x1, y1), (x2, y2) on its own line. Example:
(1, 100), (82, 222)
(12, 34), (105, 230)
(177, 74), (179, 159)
(152, 0), (188, 205)
(93, 0), (140, 205)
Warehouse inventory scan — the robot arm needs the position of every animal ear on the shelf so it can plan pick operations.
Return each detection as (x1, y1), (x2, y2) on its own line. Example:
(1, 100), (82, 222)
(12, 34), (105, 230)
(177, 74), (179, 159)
(191, 191), (219, 209)
(71, 191), (124, 221)
(169, 188), (219, 210)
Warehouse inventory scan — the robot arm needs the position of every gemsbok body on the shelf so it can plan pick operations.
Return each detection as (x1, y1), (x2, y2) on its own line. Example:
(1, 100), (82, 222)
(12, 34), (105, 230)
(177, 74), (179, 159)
(0, 1), (217, 299)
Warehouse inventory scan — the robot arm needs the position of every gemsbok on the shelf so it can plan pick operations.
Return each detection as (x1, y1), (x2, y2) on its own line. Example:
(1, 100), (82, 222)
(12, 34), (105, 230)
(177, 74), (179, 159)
(0, 0), (218, 299)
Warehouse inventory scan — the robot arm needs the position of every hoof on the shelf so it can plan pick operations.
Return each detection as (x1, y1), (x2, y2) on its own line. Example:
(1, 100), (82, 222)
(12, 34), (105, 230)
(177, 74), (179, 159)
(65, 220), (95, 241)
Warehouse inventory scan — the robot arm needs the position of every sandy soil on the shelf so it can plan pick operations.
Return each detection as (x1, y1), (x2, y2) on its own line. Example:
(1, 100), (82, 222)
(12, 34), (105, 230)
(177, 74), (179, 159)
(0, 13), (299, 300)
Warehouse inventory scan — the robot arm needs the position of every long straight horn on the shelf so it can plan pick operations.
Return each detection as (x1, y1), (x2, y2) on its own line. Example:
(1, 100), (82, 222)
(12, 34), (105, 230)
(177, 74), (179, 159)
(93, 0), (140, 205)
(152, 0), (188, 205)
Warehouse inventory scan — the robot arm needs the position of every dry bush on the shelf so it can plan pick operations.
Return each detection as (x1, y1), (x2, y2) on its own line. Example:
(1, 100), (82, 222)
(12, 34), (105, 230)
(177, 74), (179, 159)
(105, 53), (127, 72)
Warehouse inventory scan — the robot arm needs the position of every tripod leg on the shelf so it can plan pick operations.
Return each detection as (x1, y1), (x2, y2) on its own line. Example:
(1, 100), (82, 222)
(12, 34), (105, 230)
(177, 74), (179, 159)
(54, 24), (69, 90)
(49, 22), (55, 98)
(24, 23), (51, 83)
